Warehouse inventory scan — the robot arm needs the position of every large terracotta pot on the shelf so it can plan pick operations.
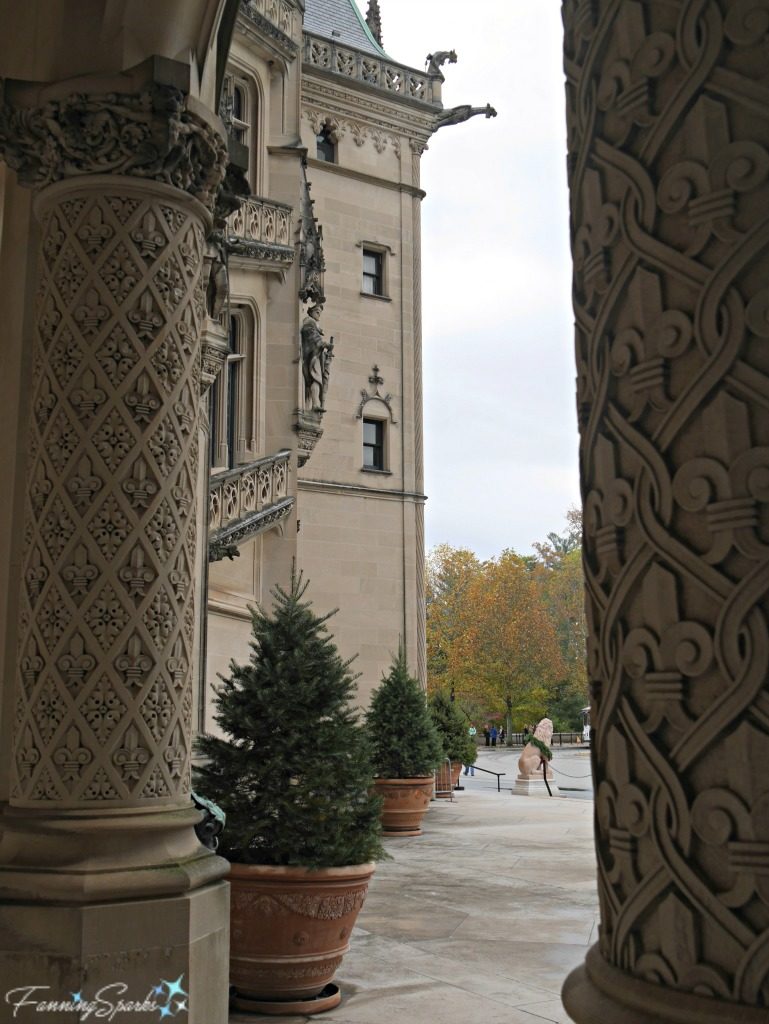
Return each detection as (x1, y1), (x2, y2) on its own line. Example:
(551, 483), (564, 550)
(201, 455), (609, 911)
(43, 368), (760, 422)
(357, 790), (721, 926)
(229, 861), (375, 1013)
(435, 760), (461, 798)
(373, 776), (434, 836)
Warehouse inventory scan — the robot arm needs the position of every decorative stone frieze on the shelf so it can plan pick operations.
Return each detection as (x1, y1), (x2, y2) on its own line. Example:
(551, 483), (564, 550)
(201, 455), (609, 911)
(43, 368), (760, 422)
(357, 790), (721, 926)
(563, 2), (769, 1021)
(304, 107), (401, 156)
(0, 84), (228, 212)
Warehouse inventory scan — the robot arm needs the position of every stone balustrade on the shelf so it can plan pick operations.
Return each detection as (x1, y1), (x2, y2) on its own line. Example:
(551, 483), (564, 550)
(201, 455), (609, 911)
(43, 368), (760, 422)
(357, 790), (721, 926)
(241, 0), (296, 38)
(226, 195), (294, 266)
(209, 450), (293, 556)
(303, 33), (438, 106)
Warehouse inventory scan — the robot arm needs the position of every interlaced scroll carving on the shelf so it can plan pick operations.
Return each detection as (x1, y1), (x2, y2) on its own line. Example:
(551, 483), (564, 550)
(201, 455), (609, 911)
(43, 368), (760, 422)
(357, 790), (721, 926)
(565, 0), (769, 1012)
(12, 182), (205, 807)
(0, 85), (227, 212)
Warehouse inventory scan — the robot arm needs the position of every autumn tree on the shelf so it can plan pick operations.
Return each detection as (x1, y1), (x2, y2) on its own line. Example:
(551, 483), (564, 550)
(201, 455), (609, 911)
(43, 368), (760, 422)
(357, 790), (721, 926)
(447, 550), (565, 739)
(425, 544), (482, 694)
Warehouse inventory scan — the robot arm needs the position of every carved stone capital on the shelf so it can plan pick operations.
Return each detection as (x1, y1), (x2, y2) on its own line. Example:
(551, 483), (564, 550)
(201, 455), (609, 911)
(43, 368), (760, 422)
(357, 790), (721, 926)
(0, 83), (228, 212)
(294, 412), (324, 467)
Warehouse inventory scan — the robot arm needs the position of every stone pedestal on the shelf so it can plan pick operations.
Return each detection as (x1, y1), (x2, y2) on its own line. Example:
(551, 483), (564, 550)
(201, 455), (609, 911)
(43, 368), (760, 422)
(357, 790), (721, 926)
(513, 774), (558, 797)
(563, 2), (769, 1020)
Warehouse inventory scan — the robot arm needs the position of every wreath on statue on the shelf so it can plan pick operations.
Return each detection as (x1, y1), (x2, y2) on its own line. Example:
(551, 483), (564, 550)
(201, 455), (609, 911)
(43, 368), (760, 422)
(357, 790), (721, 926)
(528, 735), (553, 762)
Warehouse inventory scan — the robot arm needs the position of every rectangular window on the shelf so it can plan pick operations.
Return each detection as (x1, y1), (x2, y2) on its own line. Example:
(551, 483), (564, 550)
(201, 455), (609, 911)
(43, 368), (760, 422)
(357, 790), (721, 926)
(363, 419), (385, 470)
(362, 250), (384, 296)
(316, 128), (336, 162)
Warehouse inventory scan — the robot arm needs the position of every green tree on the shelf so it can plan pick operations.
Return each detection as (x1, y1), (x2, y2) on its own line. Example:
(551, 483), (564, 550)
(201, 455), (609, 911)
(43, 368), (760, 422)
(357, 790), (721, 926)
(429, 690), (476, 765)
(194, 574), (384, 868)
(366, 647), (443, 778)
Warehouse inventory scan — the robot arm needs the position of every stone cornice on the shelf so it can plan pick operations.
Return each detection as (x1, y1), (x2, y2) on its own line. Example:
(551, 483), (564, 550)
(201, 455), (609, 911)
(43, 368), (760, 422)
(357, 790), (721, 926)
(298, 478), (426, 503)
(0, 82), (228, 212)
(301, 75), (435, 151)
(304, 156), (426, 198)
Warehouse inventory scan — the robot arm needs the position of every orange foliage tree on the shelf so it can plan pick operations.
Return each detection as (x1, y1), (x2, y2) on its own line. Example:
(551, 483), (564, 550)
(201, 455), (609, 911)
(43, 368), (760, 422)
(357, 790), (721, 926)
(446, 550), (566, 738)
(425, 544), (482, 695)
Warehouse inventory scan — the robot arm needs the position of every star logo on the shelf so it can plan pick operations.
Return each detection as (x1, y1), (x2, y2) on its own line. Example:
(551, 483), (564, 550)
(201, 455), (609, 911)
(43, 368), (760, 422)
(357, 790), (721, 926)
(71, 992), (83, 1004)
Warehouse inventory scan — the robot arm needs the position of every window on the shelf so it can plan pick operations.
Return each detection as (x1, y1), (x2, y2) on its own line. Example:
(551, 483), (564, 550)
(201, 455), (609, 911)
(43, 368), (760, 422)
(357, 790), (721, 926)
(210, 312), (251, 471)
(363, 419), (385, 470)
(362, 250), (384, 296)
(316, 126), (336, 162)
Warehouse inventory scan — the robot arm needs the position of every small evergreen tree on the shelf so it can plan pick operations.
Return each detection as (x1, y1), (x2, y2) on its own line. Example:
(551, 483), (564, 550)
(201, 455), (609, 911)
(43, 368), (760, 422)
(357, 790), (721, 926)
(429, 690), (476, 765)
(366, 647), (442, 778)
(194, 574), (384, 868)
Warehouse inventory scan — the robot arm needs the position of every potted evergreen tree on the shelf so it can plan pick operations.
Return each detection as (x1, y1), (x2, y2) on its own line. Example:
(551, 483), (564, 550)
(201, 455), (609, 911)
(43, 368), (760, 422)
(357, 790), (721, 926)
(365, 648), (443, 836)
(194, 574), (384, 1015)
(429, 690), (478, 796)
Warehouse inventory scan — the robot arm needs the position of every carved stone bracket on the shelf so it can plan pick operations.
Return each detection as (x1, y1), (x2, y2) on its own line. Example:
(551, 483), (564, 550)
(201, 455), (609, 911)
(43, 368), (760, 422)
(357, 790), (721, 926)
(0, 81), (228, 212)
(356, 365), (397, 423)
(294, 412), (324, 468)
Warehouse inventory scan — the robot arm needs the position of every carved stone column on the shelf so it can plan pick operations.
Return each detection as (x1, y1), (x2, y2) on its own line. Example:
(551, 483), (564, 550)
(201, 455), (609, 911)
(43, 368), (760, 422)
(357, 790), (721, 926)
(563, 3), (769, 1023)
(0, 74), (231, 1022)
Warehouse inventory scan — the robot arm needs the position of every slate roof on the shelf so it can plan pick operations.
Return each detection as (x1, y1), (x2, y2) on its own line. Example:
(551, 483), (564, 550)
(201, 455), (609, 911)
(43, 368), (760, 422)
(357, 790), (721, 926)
(304, 0), (387, 57)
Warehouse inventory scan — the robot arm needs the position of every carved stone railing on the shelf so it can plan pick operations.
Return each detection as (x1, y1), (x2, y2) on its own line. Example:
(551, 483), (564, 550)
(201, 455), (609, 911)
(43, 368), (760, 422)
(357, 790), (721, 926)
(226, 195), (294, 267)
(209, 450), (293, 558)
(240, 0), (297, 45)
(303, 33), (439, 106)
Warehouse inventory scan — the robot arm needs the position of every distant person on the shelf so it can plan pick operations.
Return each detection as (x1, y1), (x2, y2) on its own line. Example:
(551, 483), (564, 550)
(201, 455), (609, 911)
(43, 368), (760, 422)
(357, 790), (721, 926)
(483, 726), (490, 747)
(500, 727), (506, 744)
(490, 725), (498, 747)
(464, 724), (477, 776)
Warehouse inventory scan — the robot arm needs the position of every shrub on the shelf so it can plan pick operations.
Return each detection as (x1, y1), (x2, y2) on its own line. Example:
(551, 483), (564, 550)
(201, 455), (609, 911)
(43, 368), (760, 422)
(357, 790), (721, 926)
(429, 690), (477, 765)
(366, 647), (443, 778)
(194, 574), (384, 868)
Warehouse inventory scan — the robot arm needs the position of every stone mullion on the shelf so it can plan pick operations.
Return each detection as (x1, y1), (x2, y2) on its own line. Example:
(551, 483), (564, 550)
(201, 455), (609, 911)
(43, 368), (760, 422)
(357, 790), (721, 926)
(564, 2), (769, 1023)
(13, 178), (206, 810)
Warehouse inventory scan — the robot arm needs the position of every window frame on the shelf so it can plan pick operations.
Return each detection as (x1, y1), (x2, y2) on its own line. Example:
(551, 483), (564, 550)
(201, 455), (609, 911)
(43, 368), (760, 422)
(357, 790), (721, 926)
(316, 125), (337, 163)
(362, 417), (386, 472)
(362, 249), (385, 297)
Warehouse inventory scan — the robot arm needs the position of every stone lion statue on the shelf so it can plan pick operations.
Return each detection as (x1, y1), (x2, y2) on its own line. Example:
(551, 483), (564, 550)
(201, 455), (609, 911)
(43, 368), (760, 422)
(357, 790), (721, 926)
(517, 718), (554, 780)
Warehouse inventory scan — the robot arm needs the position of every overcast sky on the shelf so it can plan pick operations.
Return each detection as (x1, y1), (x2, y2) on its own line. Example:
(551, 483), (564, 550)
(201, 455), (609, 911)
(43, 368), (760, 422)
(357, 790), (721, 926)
(373, 2), (579, 560)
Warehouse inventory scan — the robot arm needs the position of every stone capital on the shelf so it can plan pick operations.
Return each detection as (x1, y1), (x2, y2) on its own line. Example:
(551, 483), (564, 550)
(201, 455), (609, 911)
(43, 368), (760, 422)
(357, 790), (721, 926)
(0, 71), (228, 212)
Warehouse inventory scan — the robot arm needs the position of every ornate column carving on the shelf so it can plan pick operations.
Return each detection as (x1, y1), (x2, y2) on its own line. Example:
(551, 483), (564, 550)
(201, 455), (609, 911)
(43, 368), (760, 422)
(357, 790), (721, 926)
(0, 76), (228, 899)
(563, 3), (769, 1022)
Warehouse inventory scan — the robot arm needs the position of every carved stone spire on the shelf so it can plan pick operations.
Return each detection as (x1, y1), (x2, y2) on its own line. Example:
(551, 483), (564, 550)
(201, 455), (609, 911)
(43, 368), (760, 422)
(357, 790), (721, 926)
(366, 0), (383, 46)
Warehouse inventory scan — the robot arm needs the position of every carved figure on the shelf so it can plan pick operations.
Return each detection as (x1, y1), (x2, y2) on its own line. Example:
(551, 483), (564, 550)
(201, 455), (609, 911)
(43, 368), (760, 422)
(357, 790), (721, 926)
(425, 50), (458, 80)
(517, 718), (554, 780)
(434, 103), (497, 130)
(301, 304), (334, 412)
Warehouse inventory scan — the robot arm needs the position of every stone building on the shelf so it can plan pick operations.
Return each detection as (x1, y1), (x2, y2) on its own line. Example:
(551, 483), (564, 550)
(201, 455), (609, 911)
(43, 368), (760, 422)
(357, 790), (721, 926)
(1, 2), (767, 1023)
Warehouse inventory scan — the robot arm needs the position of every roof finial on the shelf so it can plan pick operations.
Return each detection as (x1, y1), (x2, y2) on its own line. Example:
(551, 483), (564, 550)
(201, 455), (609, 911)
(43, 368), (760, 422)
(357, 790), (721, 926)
(365, 0), (383, 46)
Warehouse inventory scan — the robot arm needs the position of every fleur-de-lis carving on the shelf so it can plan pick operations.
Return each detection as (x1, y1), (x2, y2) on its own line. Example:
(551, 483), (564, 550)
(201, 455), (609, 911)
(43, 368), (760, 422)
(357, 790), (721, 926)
(67, 455), (103, 508)
(164, 723), (185, 778)
(584, 434), (633, 582)
(166, 635), (188, 688)
(114, 634), (153, 688)
(171, 479), (191, 518)
(125, 372), (161, 424)
(128, 290), (163, 341)
(57, 632), (96, 692)
(30, 460), (53, 515)
(34, 375), (57, 430)
(113, 724), (150, 781)
(74, 288), (109, 336)
(25, 547), (48, 603)
(18, 726), (40, 780)
(122, 456), (158, 510)
(53, 725), (93, 782)
(130, 211), (166, 260)
(61, 544), (98, 597)
(70, 369), (107, 420)
(118, 545), (156, 599)
(76, 205), (114, 255)
(573, 168), (619, 307)
(173, 392), (194, 434)
(20, 637), (44, 693)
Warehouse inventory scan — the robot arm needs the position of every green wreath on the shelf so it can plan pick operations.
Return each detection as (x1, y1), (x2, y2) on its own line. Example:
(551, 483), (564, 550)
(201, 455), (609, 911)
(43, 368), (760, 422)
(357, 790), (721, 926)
(528, 735), (553, 762)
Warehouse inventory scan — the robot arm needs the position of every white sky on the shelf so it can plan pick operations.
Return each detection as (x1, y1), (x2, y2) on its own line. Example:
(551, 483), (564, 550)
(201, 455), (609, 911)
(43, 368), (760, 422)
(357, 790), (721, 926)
(376, 2), (579, 560)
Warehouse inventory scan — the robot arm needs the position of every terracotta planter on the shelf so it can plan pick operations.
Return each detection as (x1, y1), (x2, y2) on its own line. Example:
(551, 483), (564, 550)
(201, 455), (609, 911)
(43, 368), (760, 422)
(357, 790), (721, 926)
(435, 760), (461, 798)
(374, 776), (434, 836)
(229, 861), (375, 1013)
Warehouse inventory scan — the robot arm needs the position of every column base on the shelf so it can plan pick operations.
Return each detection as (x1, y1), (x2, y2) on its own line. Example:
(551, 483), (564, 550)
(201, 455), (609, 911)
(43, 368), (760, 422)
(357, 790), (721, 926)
(0, 880), (230, 1024)
(563, 944), (768, 1024)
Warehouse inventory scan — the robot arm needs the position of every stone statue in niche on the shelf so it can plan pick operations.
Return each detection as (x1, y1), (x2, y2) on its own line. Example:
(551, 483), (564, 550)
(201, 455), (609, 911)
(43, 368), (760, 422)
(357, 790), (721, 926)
(425, 50), (458, 80)
(435, 103), (497, 130)
(301, 303), (334, 412)
(517, 717), (554, 780)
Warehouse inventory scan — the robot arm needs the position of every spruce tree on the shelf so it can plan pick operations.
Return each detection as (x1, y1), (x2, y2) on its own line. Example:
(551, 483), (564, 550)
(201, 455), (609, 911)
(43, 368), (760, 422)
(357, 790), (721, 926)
(194, 574), (384, 868)
(366, 647), (443, 778)
(429, 690), (476, 765)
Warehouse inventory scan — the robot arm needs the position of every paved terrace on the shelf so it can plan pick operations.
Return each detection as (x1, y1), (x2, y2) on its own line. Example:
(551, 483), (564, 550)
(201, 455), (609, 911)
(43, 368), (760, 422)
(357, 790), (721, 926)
(231, 747), (598, 1024)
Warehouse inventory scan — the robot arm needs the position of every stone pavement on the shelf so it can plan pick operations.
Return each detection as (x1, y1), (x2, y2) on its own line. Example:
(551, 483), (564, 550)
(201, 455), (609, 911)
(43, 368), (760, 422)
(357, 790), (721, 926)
(231, 746), (598, 1024)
